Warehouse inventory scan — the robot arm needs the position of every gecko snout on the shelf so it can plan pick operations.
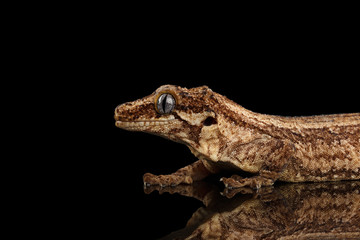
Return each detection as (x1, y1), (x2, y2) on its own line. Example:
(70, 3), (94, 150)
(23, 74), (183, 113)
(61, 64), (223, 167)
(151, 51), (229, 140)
(114, 102), (143, 122)
(114, 113), (120, 121)
(114, 104), (125, 121)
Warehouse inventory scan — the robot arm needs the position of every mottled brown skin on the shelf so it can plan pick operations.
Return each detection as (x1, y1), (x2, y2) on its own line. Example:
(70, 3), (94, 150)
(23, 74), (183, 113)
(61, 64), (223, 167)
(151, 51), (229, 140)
(114, 85), (360, 188)
(151, 182), (360, 239)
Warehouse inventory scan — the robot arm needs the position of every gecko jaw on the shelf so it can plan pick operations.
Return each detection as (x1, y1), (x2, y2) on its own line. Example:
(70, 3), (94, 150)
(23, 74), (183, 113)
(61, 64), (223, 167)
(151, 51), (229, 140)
(115, 119), (174, 128)
(115, 115), (176, 130)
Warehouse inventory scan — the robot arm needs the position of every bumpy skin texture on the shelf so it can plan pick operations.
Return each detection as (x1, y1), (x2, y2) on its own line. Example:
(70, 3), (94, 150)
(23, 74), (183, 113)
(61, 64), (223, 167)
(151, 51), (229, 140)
(114, 85), (360, 188)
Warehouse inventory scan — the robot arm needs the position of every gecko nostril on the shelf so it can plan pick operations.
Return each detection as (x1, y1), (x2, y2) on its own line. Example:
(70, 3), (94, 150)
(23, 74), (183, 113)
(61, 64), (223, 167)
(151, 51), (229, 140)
(114, 105), (124, 120)
(114, 110), (122, 120)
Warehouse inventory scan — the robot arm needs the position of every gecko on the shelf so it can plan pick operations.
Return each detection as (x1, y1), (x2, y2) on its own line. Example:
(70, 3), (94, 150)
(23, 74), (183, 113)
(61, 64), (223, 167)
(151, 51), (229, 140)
(114, 85), (360, 189)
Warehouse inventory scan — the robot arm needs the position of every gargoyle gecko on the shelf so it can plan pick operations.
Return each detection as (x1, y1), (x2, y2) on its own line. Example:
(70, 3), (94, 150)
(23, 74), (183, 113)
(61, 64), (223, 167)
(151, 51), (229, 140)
(114, 85), (360, 189)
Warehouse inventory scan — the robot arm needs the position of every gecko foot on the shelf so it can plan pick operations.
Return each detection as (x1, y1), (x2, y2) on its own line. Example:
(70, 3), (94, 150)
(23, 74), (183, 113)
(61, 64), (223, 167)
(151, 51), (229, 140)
(220, 175), (274, 189)
(143, 173), (193, 187)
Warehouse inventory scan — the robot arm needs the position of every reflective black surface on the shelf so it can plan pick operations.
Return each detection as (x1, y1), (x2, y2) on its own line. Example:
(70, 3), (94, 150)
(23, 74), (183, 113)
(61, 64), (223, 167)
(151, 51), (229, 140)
(144, 181), (360, 239)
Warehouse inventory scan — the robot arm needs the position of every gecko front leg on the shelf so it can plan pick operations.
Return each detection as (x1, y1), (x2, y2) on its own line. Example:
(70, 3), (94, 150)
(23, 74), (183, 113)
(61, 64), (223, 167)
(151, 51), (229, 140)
(143, 160), (214, 187)
(221, 138), (295, 189)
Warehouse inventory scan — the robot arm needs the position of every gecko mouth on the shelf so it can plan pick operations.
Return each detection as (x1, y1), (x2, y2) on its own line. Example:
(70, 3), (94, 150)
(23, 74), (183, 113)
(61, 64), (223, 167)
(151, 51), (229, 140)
(115, 115), (176, 129)
(115, 120), (173, 128)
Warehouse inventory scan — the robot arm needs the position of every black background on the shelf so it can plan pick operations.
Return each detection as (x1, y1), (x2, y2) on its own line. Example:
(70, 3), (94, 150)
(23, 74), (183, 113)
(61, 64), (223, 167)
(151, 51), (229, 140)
(61, 7), (359, 239)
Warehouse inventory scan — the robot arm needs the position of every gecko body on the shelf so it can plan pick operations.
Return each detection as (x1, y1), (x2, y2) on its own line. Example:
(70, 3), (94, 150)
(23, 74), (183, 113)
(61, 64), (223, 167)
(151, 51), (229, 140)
(114, 85), (360, 188)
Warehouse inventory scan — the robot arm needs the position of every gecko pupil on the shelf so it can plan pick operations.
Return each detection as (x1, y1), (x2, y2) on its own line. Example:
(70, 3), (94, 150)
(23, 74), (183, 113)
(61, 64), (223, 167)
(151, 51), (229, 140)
(162, 96), (167, 111)
(157, 93), (175, 114)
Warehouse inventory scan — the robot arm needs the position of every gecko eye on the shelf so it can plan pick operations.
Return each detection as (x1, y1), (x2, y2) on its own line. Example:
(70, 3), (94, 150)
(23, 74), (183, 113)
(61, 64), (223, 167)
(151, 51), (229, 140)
(156, 93), (176, 114)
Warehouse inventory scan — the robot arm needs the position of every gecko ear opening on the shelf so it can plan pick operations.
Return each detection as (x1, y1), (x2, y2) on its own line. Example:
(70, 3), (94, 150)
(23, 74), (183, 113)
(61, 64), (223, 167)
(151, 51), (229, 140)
(203, 116), (217, 126)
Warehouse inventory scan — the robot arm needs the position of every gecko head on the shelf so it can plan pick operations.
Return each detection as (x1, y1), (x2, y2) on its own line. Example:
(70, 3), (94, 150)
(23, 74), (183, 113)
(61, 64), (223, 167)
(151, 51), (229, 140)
(115, 85), (220, 145)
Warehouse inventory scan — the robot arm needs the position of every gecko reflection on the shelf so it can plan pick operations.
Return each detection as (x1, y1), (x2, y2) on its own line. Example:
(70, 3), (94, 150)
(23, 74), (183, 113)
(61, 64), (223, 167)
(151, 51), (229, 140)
(145, 181), (360, 240)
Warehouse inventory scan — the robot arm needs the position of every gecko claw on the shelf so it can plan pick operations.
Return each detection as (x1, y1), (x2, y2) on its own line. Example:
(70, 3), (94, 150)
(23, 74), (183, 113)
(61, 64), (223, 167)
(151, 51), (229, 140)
(220, 178), (230, 188)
